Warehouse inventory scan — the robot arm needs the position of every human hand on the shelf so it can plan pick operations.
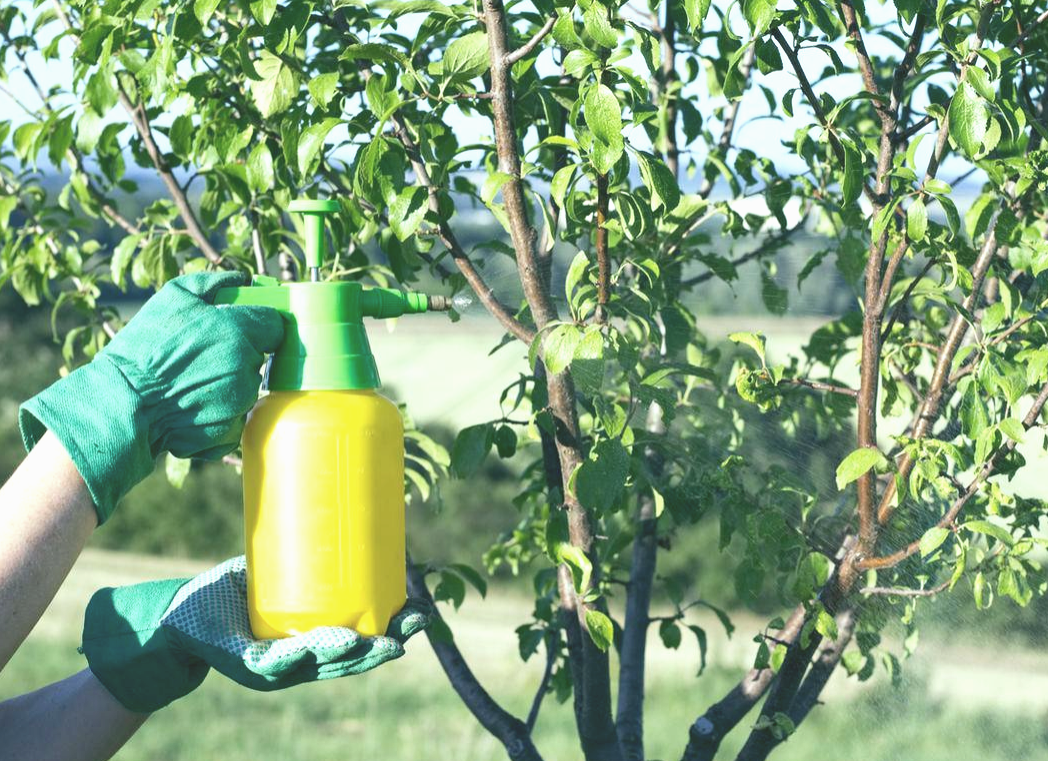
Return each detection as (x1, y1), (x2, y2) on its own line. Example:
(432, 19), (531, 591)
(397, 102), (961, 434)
(20, 272), (283, 523)
(81, 556), (431, 713)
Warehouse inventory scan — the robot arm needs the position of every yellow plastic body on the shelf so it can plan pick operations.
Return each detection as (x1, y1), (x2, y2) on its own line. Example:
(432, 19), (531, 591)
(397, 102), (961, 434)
(242, 390), (406, 638)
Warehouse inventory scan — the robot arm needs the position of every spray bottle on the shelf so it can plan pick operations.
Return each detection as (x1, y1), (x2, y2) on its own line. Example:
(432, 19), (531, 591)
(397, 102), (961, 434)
(214, 199), (450, 638)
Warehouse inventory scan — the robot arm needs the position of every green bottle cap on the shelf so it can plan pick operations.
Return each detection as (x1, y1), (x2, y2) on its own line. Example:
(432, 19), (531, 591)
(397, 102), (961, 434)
(213, 198), (450, 391)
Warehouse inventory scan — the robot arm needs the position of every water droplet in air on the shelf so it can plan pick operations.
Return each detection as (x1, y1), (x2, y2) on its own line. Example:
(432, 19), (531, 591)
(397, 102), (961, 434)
(452, 293), (474, 312)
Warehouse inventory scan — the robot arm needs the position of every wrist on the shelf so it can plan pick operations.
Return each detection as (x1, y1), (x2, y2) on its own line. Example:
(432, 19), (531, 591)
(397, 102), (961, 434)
(20, 358), (153, 524)
(82, 580), (208, 713)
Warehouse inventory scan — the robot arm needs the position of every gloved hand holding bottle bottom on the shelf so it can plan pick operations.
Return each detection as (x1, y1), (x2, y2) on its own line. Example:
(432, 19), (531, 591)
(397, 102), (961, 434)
(243, 389), (405, 638)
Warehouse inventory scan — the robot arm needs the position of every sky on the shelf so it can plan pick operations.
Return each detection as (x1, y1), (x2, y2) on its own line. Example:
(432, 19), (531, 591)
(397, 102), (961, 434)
(0, 1), (980, 204)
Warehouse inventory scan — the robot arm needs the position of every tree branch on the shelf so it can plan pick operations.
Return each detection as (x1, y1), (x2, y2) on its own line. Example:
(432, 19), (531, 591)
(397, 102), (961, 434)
(483, 6), (620, 760)
(680, 607), (806, 761)
(859, 579), (951, 597)
(839, 0), (890, 123)
(680, 220), (806, 288)
(483, 0), (559, 330)
(782, 378), (859, 398)
(406, 560), (544, 761)
(876, 210), (1002, 523)
(526, 629), (560, 733)
(697, 44), (755, 199)
(787, 608), (856, 726)
(595, 172), (610, 323)
(504, 15), (556, 66)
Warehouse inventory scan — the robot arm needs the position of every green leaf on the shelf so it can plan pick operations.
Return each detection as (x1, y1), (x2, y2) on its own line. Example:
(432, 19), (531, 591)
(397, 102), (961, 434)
(948, 81), (989, 159)
(835, 447), (888, 490)
(575, 439), (630, 512)
(493, 425), (517, 458)
(110, 234), (140, 289)
(742, 0), (776, 34)
(963, 520), (1014, 546)
(728, 331), (766, 365)
(659, 619), (682, 649)
(572, 327), (605, 395)
(250, 0), (276, 25)
(47, 115), (74, 167)
(998, 417), (1025, 443)
(482, 171), (514, 205)
(297, 118), (340, 175)
(75, 110), (104, 154)
(389, 186), (428, 241)
(973, 571), (989, 609)
(636, 150), (681, 212)
(340, 43), (408, 66)
(842, 142), (862, 205)
(770, 643), (787, 672)
(907, 197), (928, 242)
(584, 609), (613, 651)
(551, 164), (578, 208)
(563, 49), (598, 77)
(246, 142), (274, 194)
(545, 508), (593, 593)
(544, 324), (582, 375)
(165, 453), (191, 489)
(194, 0), (220, 25)
(552, 9), (583, 49)
(688, 625), (709, 674)
(251, 51), (298, 119)
(444, 31), (489, 80)
(435, 570), (466, 609)
(85, 67), (118, 115)
(308, 72), (340, 108)
(792, 552), (831, 600)
(815, 608), (838, 640)
(451, 424), (493, 478)
(760, 270), (788, 315)
(448, 563), (488, 598)
(583, 3), (617, 48)
(919, 526), (950, 558)
(966, 66), (995, 102)
(584, 84), (623, 147)
(683, 0), (713, 32)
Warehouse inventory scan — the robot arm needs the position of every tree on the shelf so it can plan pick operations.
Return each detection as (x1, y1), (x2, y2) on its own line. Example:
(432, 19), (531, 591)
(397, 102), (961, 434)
(2, 0), (1048, 759)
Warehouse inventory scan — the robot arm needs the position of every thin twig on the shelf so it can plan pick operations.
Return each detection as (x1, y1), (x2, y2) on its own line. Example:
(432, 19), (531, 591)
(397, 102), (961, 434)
(782, 378), (859, 398)
(526, 629), (560, 733)
(860, 579), (951, 597)
(505, 15), (556, 66)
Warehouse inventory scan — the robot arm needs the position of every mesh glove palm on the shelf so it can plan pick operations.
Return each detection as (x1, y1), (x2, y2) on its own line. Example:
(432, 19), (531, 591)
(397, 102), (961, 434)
(20, 272), (283, 523)
(81, 556), (431, 713)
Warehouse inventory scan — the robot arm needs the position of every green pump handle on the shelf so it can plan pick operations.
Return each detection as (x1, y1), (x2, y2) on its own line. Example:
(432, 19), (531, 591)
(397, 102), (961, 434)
(213, 199), (450, 391)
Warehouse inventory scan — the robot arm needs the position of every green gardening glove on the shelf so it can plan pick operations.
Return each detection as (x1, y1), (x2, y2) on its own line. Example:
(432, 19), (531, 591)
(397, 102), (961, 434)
(81, 556), (432, 713)
(20, 272), (283, 524)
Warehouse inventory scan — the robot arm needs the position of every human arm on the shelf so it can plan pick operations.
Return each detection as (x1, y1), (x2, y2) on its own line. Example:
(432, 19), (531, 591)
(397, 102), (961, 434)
(0, 669), (148, 761)
(0, 433), (149, 760)
(0, 432), (96, 671)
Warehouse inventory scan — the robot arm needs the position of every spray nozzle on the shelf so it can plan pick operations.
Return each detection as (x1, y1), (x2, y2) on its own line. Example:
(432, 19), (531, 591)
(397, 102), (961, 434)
(288, 198), (340, 282)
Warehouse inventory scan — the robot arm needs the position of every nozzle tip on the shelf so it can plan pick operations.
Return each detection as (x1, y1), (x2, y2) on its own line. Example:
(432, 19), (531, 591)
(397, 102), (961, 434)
(428, 295), (452, 311)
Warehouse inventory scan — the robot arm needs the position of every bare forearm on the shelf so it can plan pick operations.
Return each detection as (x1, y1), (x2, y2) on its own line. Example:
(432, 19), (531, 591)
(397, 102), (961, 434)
(0, 669), (148, 761)
(0, 432), (97, 670)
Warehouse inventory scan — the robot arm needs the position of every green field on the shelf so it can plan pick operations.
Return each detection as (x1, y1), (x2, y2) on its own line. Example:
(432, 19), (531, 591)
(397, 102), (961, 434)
(4, 549), (1048, 761)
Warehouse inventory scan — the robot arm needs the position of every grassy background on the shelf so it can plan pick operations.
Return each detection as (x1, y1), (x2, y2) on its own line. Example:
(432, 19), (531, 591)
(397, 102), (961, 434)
(4, 549), (1048, 761)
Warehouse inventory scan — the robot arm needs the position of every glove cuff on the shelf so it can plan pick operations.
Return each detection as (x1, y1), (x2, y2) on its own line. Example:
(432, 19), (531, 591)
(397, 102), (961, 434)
(20, 357), (153, 524)
(82, 578), (209, 713)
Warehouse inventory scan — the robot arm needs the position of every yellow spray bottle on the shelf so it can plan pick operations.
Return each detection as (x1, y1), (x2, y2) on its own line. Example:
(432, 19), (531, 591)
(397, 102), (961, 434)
(214, 199), (450, 638)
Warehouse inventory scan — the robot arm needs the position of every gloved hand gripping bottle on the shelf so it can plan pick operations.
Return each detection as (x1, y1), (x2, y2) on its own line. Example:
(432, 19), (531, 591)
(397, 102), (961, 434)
(215, 199), (450, 638)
